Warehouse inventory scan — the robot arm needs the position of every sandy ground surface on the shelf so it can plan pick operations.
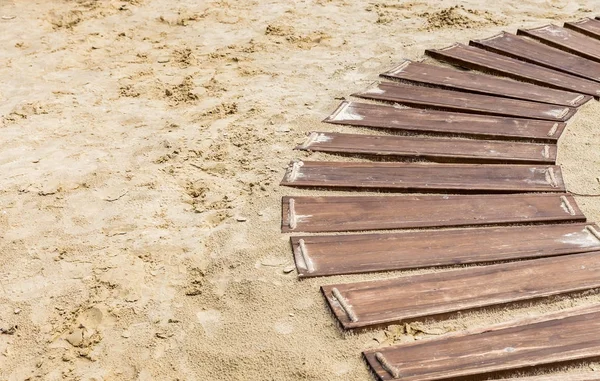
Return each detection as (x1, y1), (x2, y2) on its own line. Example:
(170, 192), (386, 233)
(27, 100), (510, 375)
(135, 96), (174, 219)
(1, 0), (600, 380)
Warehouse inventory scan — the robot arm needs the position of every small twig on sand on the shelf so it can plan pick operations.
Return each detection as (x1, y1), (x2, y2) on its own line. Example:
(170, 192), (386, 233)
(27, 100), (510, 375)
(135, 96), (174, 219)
(104, 190), (129, 202)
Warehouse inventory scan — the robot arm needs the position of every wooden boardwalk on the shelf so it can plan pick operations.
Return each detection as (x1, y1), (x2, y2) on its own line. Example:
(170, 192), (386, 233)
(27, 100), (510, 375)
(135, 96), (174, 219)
(279, 16), (600, 381)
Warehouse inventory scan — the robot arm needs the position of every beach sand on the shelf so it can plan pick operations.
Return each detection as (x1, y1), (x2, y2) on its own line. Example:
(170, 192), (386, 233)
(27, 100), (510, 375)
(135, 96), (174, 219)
(1, 0), (600, 380)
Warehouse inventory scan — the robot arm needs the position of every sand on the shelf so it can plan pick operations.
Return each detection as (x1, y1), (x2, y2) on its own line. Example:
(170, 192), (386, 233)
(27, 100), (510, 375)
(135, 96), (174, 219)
(0, 0), (599, 380)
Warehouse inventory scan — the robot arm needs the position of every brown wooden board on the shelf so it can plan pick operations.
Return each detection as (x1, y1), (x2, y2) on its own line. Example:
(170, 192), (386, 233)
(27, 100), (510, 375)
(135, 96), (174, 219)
(298, 131), (557, 164)
(519, 25), (600, 63)
(498, 373), (600, 381)
(471, 32), (600, 82)
(324, 102), (566, 142)
(354, 82), (577, 121)
(291, 223), (600, 277)
(323, 251), (600, 329)
(281, 193), (584, 233)
(566, 18), (600, 40)
(381, 60), (589, 106)
(280, 161), (565, 193)
(426, 43), (600, 96)
(363, 305), (600, 381)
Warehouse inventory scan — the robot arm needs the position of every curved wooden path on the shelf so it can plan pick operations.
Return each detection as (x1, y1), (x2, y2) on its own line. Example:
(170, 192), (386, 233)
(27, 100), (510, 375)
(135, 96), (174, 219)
(280, 18), (600, 381)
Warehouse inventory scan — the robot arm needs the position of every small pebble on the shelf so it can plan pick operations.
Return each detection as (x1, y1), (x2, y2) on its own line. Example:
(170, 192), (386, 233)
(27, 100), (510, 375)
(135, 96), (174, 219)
(121, 331), (131, 338)
(13, 308), (21, 314)
(236, 216), (247, 222)
(157, 57), (170, 63)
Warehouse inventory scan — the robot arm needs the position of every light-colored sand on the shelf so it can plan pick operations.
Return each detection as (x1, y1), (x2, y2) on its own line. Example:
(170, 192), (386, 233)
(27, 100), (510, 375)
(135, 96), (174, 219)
(1, 0), (600, 380)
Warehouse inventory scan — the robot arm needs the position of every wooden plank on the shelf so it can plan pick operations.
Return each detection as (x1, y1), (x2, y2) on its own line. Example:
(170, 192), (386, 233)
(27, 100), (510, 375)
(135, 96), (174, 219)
(471, 32), (600, 82)
(280, 161), (565, 193)
(323, 251), (600, 329)
(519, 25), (600, 63)
(324, 102), (566, 142)
(298, 131), (557, 163)
(426, 43), (600, 96)
(281, 193), (584, 233)
(354, 82), (577, 121)
(564, 18), (600, 40)
(381, 60), (589, 107)
(363, 304), (600, 381)
(498, 373), (600, 381)
(291, 223), (600, 277)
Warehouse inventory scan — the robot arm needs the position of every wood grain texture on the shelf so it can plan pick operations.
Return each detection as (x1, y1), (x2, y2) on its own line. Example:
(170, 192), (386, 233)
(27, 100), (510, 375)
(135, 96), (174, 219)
(471, 32), (600, 82)
(291, 223), (600, 277)
(280, 161), (565, 193)
(497, 373), (600, 381)
(519, 24), (600, 63)
(566, 18), (600, 40)
(323, 251), (600, 329)
(297, 131), (557, 163)
(381, 60), (589, 106)
(324, 102), (566, 141)
(364, 305), (600, 381)
(426, 43), (600, 96)
(281, 193), (584, 233)
(354, 82), (577, 121)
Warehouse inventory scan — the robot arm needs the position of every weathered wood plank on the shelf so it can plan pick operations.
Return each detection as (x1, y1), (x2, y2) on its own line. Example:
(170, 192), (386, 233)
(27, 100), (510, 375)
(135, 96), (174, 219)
(497, 373), (600, 381)
(281, 193), (584, 233)
(354, 82), (577, 121)
(280, 161), (565, 193)
(323, 251), (600, 329)
(426, 43), (600, 96)
(324, 102), (566, 141)
(471, 32), (600, 82)
(298, 131), (557, 163)
(566, 17), (600, 40)
(381, 60), (589, 106)
(519, 24), (600, 63)
(364, 305), (600, 381)
(291, 223), (600, 277)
